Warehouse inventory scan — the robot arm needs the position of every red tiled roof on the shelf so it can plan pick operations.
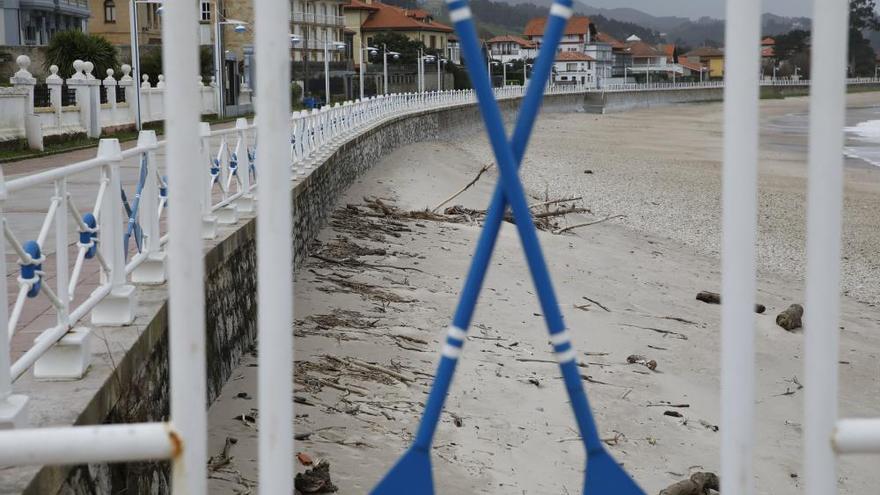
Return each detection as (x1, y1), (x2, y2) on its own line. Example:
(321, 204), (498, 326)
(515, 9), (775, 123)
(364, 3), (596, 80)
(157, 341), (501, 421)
(359, 2), (453, 33)
(596, 32), (626, 50)
(487, 34), (537, 48)
(659, 44), (675, 58)
(626, 41), (661, 58)
(761, 37), (776, 46)
(684, 46), (724, 58)
(524, 15), (592, 37)
(762, 46), (775, 58)
(345, 0), (379, 11)
(677, 56), (704, 72)
(555, 51), (594, 62)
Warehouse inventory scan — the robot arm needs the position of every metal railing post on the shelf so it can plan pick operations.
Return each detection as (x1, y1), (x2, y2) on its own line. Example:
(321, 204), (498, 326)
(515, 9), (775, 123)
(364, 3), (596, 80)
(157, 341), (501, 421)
(91, 139), (136, 326)
(804, 0), (852, 493)
(234, 118), (255, 212)
(164, 0), (207, 491)
(199, 122), (218, 239)
(131, 130), (166, 284)
(0, 166), (29, 428)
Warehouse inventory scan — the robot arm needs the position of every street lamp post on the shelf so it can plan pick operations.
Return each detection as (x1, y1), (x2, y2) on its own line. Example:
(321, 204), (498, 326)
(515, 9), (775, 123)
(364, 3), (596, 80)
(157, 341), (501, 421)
(323, 39), (345, 105)
(213, 16), (248, 119)
(436, 57), (446, 91)
(129, 0), (164, 130)
(382, 45), (399, 95)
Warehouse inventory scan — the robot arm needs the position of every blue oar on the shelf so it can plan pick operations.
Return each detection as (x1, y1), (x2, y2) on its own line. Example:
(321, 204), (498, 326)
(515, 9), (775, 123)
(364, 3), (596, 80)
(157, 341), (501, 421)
(371, 1), (644, 493)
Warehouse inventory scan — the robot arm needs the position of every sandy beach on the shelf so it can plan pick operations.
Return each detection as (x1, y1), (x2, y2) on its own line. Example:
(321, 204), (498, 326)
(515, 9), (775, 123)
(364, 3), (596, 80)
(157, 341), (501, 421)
(206, 95), (880, 494)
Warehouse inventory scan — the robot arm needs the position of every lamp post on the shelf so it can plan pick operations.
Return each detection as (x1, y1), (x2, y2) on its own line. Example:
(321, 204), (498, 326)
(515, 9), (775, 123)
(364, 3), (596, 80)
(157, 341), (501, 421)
(323, 39), (345, 105)
(435, 56), (446, 91)
(382, 45), (400, 94)
(214, 15), (249, 119)
(290, 34), (301, 103)
(502, 62), (513, 86)
(773, 64), (779, 81)
(129, 0), (164, 131)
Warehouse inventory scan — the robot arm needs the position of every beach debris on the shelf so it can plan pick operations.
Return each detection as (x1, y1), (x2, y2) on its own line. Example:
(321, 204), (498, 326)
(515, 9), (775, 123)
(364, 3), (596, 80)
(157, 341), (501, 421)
(696, 290), (766, 313)
(647, 401), (689, 408)
(627, 354), (658, 371)
(699, 420), (720, 432)
(207, 436), (238, 471)
(776, 304), (804, 331)
(431, 162), (494, 212)
(297, 452), (314, 466)
(663, 410), (684, 418)
(582, 295), (611, 312)
(553, 214), (626, 235)
(235, 392), (252, 400)
(621, 323), (688, 340)
(295, 460), (339, 493)
(659, 472), (720, 495)
(233, 410), (257, 429)
(775, 375), (804, 397)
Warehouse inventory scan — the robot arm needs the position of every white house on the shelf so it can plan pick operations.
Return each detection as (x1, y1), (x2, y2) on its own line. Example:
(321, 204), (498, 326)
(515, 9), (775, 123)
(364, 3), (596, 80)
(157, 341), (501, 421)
(487, 35), (537, 63)
(553, 51), (595, 87)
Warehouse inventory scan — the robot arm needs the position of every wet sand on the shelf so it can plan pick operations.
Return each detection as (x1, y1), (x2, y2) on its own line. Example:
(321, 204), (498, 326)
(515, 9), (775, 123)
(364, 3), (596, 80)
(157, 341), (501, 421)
(206, 95), (880, 494)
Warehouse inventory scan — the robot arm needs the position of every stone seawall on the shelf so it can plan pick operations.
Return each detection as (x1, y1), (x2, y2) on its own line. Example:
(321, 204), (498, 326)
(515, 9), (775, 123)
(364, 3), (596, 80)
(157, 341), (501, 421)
(584, 87), (724, 114)
(6, 93), (585, 494)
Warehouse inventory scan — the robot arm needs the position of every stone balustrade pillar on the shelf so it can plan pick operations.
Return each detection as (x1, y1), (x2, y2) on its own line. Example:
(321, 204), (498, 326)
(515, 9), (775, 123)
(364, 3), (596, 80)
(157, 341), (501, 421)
(10, 55), (42, 150)
(102, 68), (118, 127)
(45, 65), (63, 131)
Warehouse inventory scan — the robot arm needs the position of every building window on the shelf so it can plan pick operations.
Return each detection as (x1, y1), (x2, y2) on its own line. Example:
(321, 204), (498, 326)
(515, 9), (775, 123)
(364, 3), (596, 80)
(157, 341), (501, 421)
(200, 1), (212, 22)
(430, 35), (436, 48)
(104, 0), (117, 23)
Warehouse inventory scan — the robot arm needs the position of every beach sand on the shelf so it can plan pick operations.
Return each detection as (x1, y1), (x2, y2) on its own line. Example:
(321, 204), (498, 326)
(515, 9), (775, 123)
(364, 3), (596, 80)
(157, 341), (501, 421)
(206, 95), (880, 494)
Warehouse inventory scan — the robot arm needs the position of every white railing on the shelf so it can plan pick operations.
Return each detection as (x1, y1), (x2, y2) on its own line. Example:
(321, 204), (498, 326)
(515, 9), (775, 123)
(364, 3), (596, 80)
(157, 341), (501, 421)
(0, 83), (583, 429)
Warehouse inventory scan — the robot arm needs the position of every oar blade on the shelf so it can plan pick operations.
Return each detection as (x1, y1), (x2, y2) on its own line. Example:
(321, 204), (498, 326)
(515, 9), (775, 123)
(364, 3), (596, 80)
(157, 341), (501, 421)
(584, 448), (645, 495)
(371, 446), (434, 495)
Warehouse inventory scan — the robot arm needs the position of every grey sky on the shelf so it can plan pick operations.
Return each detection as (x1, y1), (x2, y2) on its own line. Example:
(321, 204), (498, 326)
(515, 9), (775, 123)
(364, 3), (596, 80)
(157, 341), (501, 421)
(584, 0), (814, 19)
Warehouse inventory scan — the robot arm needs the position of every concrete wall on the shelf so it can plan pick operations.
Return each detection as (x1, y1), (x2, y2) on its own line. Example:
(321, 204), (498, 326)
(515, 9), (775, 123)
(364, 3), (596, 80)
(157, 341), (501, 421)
(5, 92), (585, 495)
(584, 87), (724, 114)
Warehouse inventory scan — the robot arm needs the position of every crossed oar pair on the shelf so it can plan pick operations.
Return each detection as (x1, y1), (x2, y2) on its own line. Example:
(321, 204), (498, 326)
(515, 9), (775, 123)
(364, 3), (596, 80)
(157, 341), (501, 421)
(371, 0), (645, 493)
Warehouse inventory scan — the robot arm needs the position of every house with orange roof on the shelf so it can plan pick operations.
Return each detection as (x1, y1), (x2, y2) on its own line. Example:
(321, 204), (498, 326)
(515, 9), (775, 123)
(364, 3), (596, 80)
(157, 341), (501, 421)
(344, 0), (453, 67)
(553, 51), (596, 87)
(524, 15), (595, 53)
(597, 32), (632, 79)
(684, 46), (725, 78)
(487, 35), (538, 63)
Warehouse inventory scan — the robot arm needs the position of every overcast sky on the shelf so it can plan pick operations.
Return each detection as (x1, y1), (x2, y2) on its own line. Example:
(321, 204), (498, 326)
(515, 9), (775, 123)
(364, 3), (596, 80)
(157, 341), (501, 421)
(585, 0), (813, 19)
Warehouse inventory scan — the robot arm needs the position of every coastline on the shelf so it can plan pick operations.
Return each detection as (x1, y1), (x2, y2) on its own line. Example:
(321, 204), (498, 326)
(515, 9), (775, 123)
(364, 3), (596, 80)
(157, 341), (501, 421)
(206, 98), (880, 493)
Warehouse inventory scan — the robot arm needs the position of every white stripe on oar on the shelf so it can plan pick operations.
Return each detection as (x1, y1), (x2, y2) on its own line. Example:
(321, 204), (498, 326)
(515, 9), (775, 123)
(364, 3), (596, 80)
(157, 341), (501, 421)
(446, 325), (467, 342)
(555, 348), (576, 364)
(550, 4), (573, 19)
(549, 330), (571, 346)
(449, 7), (472, 23)
(441, 344), (462, 359)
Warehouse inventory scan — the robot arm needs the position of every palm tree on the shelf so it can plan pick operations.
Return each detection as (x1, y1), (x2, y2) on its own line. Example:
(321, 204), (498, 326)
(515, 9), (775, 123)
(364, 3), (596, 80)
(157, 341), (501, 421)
(44, 31), (118, 79)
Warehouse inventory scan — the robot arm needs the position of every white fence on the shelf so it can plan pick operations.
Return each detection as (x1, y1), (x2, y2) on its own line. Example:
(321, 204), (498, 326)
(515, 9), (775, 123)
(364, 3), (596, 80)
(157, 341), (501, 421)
(2, 55), (239, 151)
(0, 0), (878, 485)
(0, 79), (582, 484)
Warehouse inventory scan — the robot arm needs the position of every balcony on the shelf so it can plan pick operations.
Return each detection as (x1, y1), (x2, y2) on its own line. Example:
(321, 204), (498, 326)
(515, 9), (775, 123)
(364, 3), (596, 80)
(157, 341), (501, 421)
(292, 12), (345, 26)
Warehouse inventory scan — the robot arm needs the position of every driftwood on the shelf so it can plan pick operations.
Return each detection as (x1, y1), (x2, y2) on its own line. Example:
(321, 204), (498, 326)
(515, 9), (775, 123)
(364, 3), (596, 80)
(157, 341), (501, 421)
(431, 163), (494, 212)
(528, 196), (583, 210)
(696, 290), (766, 314)
(553, 214), (625, 234)
(776, 304), (804, 331)
(659, 472), (720, 495)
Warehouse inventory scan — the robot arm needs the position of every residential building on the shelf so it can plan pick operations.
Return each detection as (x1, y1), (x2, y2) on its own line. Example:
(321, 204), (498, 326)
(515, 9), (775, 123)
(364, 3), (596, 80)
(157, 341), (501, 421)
(761, 36), (776, 61)
(87, 0), (161, 45)
(2, 0), (90, 45)
(487, 34), (536, 63)
(553, 51), (595, 86)
(291, 0), (348, 63)
(447, 32), (459, 65)
(597, 32), (631, 78)
(524, 15), (593, 52)
(684, 46), (725, 78)
(344, 0), (452, 67)
(583, 40), (612, 82)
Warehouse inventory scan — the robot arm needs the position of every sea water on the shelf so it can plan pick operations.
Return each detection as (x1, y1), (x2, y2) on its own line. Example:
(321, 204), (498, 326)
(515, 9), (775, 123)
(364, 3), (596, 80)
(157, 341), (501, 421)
(844, 106), (880, 167)
(766, 106), (880, 168)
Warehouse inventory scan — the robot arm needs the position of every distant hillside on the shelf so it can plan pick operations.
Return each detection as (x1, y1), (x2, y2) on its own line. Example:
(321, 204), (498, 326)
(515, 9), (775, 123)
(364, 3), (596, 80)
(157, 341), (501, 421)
(420, 0), (657, 41)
